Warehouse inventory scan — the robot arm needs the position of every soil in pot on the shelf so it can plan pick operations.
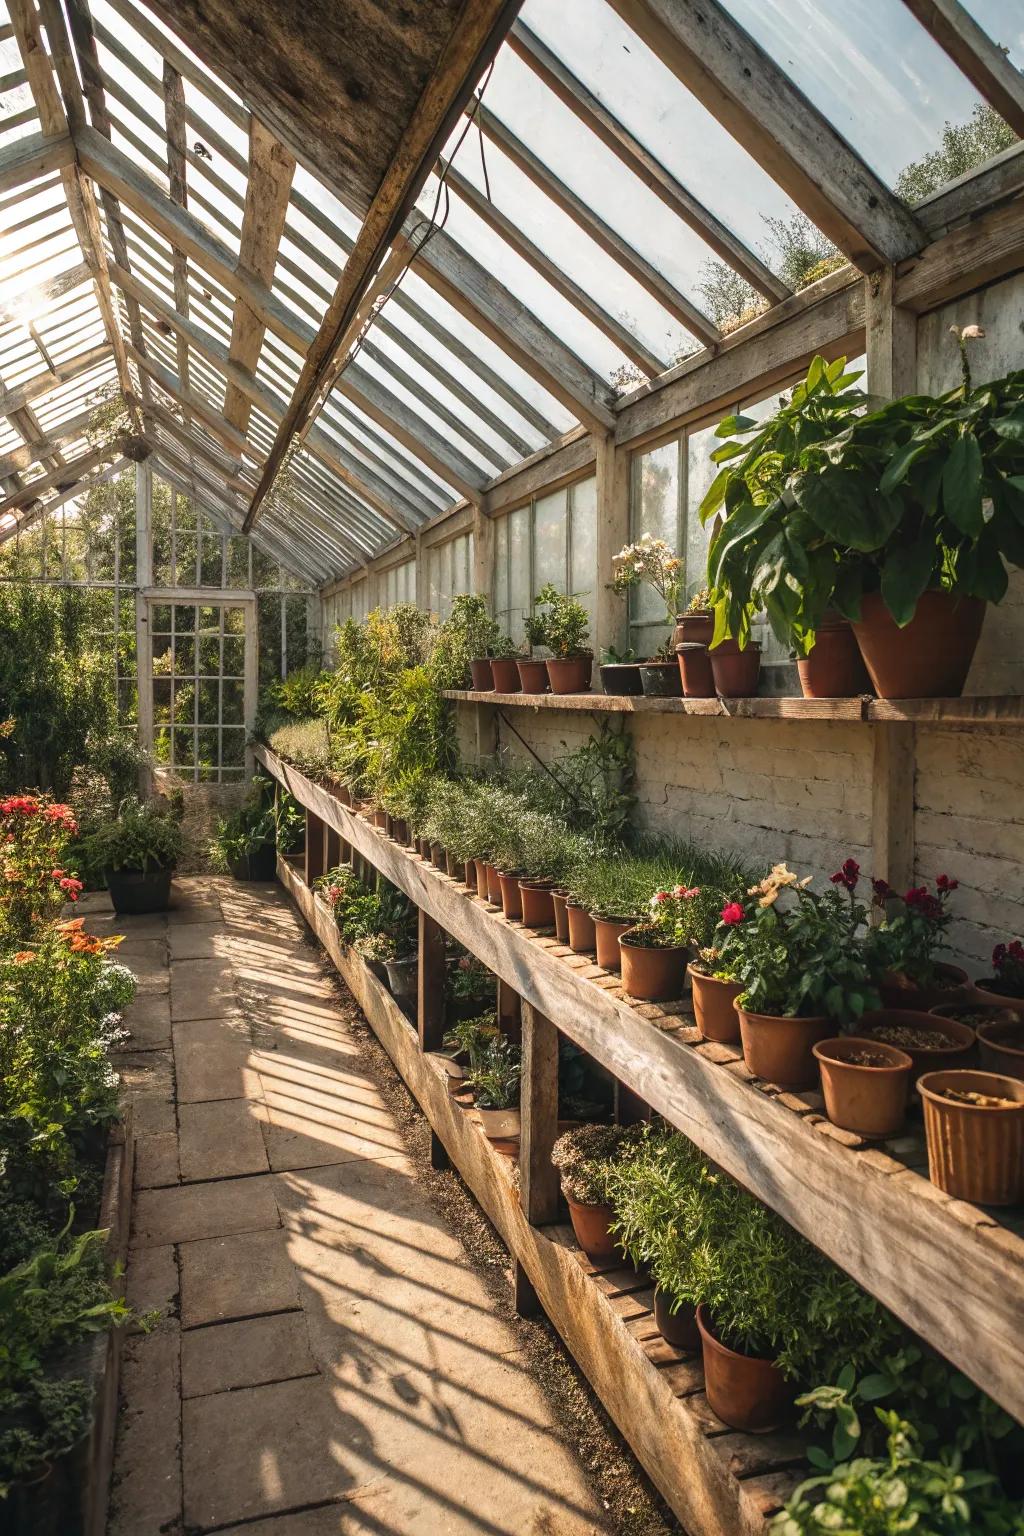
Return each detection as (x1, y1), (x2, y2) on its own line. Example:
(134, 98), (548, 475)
(654, 1288), (700, 1351)
(710, 639), (761, 698)
(861, 1009), (976, 1084)
(516, 657), (550, 693)
(813, 1036), (912, 1138)
(551, 889), (570, 943)
(972, 976), (1024, 1009)
(688, 965), (742, 1044)
(105, 863), (174, 915)
(547, 654), (592, 694)
(593, 914), (633, 970)
(918, 1069), (1024, 1204)
(973, 1016), (1024, 1080)
(738, 1007), (831, 1088)
(227, 843), (277, 881)
(797, 618), (871, 699)
(601, 663), (644, 696)
(676, 642), (715, 698)
(519, 880), (556, 928)
(851, 589), (985, 699)
(639, 661), (682, 698)
(566, 902), (596, 953)
(565, 1196), (619, 1260)
(497, 871), (524, 920)
(878, 962), (973, 1011)
(620, 933), (687, 1002)
(695, 1306), (790, 1434)
(490, 656), (522, 693)
(469, 657), (494, 691)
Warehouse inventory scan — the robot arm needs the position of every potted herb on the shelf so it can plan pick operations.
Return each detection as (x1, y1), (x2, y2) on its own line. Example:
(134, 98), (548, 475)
(599, 646), (643, 697)
(611, 534), (684, 696)
(715, 860), (879, 1088)
(86, 797), (184, 914)
(429, 593), (501, 691)
(918, 1069), (1024, 1204)
(445, 955), (497, 1024)
(866, 874), (971, 1009)
(975, 938), (1024, 1006)
(550, 1123), (640, 1259)
(619, 885), (694, 1002)
(208, 776), (279, 881)
(516, 610), (550, 693)
(466, 1035), (521, 1151)
(531, 583), (592, 694)
(490, 633), (522, 694)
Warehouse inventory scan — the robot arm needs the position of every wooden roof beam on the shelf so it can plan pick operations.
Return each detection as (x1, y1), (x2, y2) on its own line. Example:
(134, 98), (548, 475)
(0, 456), (128, 544)
(0, 442), (122, 516)
(0, 127), (73, 193)
(0, 342), (111, 417)
(162, 60), (193, 415)
(606, 0), (925, 271)
(900, 0), (1024, 138)
(0, 259), (91, 325)
(0, 405), (97, 476)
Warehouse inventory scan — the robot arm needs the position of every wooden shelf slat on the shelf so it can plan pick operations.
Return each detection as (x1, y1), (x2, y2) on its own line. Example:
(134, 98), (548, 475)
(442, 688), (1024, 724)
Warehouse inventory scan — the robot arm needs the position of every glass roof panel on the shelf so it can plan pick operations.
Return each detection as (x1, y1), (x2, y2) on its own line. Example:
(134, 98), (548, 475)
(962, 1), (1024, 70)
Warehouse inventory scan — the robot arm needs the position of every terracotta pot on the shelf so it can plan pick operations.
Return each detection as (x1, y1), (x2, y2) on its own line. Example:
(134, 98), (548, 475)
(392, 817), (409, 845)
(974, 1016), (1024, 1080)
(372, 808), (388, 829)
(919, 1069), (1024, 1204)
(566, 902), (596, 954)
(675, 642), (715, 698)
(337, 783), (352, 807)
(695, 1306), (789, 1434)
(620, 935), (687, 1001)
(490, 656), (522, 692)
(688, 966), (743, 1045)
(639, 661), (682, 697)
(519, 879), (556, 928)
(861, 1008), (976, 1085)
(851, 589), (985, 699)
(417, 836), (431, 859)
(672, 610), (714, 650)
(565, 1196), (619, 1259)
(600, 663), (644, 696)
(709, 639), (761, 698)
(469, 657), (494, 691)
(878, 962), (973, 1012)
(547, 653), (593, 694)
(474, 858), (493, 901)
(437, 1055), (466, 1096)
(593, 914), (633, 970)
(475, 1105), (521, 1144)
(972, 978), (1024, 1010)
(797, 618), (871, 699)
(552, 889), (570, 943)
(813, 1036), (912, 1138)
(738, 1007), (831, 1088)
(462, 860), (478, 893)
(486, 862), (503, 906)
(654, 1288), (700, 1351)
(516, 657), (550, 693)
(497, 870), (524, 920)
(445, 850), (466, 882)
(431, 842), (446, 870)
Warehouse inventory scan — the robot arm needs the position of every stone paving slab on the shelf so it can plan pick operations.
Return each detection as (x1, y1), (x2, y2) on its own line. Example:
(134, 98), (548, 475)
(179, 1097), (269, 1181)
(170, 956), (238, 1020)
(169, 918), (233, 961)
(135, 1131), (180, 1189)
(121, 991), (171, 1051)
(181, 1311), (316, 1398)
(179, 1228), (302, 1327)
(133, 1172), (281, 1248)
(115, 1048), (176, 1136)
(125, 1243), (178, 1317)
(107, 1323), (182, 1536)
(173, 1015), (258, 1104)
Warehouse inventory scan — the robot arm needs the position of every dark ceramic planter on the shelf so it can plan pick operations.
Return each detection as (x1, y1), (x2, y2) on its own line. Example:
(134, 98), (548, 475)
(639, 661), (682, 698)
(600, 663), (644, 696)
(227, 842), (277, 882)
(105, 863), (174, 915)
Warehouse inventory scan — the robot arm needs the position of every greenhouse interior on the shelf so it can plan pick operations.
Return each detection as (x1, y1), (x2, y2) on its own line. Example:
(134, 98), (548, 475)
(3, 0), (1024, 1531)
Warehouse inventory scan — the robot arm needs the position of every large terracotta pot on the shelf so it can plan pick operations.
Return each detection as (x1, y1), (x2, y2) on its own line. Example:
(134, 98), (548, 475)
(490, 657), (522, 692)
(566, 902), (596, 953)
(695, 1306), (789, 1433)
(620, 935), (688, 1001)
(519, 879), (556, 928)
(547, 653), (593, 694)
(688, 966), (742, 1044)
(738, 1007), (831, 1088)
(797, 618), (871, 699)
(710, 640), (761, 698)
(497, 870), (524, 920)
(601, 663), (644, 696)
(919, 1069), (1024, 1204)
(565, 1196), (619, 1259)
(640, 661), (682, 697)
(861, 1008), (976, 1085)
(676, 642), (715, 698)
(516, 657), (550, 693)
(469, 657), (494, 691)
(851, 589), (985, 699)
(972, 977), (1024, 1010)
(593, 915), (633, 970)
(654, 1288), (700, 1351)
(474, 859), (492, 902)
(974, 1016), (1024, 1080)
(485, 863), (503, 906)
(551, 889), (570, 943)
(813, 1036), (912, 1138)
(878, 962), (973, 1012)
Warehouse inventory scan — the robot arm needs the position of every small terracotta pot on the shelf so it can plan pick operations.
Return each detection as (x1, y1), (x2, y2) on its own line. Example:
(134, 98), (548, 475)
(878, 962), (973, 1012)
(490, 656), (522, 693)
(372, 808), (388, 829)
(813, 1036), (912, 1138)
(919, 1069), (1024, 1204)
(620, 935), (687, 1001)
(474, 859), (493, 902)
(672, 610), (714, 650)
(461, 860), (477, 893)
(974, 1016), (1024, 1080)
(797, 618), (871, 699)
(392, 817), (409, 845)
(469, 657), (494, 691)
(475, 1106), (521, 1141)
(552, 889), (570, 943)
(497, 870), (524, 920)
(861, 1008), (976, 1085)
(851, 589), (985, 699)
(593, 914), (633, 971)
(654, 1288), (700, 1351)
(445, 849), (466, 882)
(566, 902), (596, 953)
(676, 642), (715, 698)
(519, 879), (556, 929)
(601, 663), (644, 696)
(337, 783), (353, 807)
(639, 661), (682, 697)
(431, 842), (446, 870)
(547, 653), (592, 694)
(738, 1007), (831, 1088)
(710, 639), (761, 698)
(695, 1306), (789, 1434)
(565, 1196), (619, 1259)
(486, 863), (503, 906)
(688, 966), (742, 1044)
(516, 657), (550, 693)
(417, 836), (431, 859)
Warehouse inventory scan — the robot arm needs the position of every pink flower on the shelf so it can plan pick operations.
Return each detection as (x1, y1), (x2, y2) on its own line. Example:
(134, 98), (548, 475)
(720, 901), (745, 926)
(653, 890), (669, 903)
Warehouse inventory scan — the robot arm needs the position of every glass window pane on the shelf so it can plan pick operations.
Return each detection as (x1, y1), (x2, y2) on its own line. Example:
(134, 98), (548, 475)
(507, 506), (530, 643)
(533, 488), (568, 592)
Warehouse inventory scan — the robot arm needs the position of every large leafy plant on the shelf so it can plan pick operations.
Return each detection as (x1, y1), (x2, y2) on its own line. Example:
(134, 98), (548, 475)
(84, 795), (184, 873)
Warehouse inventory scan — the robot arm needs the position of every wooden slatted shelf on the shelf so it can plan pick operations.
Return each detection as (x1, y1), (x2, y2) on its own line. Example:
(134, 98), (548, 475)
(442, 688), (1024, 724)
(277, 850), (807, 1536)
(257, 744), (1024, 1426)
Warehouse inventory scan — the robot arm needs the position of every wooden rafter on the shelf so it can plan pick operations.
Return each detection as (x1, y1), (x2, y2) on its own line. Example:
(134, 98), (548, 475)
(0, 343), (111, 417)
(0, 260), (91, 326)
(0, 443), (121, 516)
(0, 127), (74, 193)
(606, 0), (925, 271)
(0, 457), (128, 545)
(900, 0), (1024, 138)
(0, 405), (97, 476)
(162, 61), (192, 410)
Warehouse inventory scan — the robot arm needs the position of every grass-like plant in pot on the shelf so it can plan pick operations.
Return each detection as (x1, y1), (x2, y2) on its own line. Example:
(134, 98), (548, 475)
(550, 1122), (643, 1259)
(533, 583), (592, 694)
(85, 796), (185, 915)
(465, 1034), (521, 1148)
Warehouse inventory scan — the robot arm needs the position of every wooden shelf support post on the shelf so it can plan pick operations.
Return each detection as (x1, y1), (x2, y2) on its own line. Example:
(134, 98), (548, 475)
(304, 809), (327, 885)
(871, 721), (916, 896)
(519, 1001), (560, 1226)
(418, 907), (447, 1054)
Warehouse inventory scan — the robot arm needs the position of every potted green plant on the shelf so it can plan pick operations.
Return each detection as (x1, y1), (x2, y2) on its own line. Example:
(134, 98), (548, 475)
(516, 611), (550, 694)
(550, 1123), (640, 1259)
(606, 1125), (703, 1349)
(466, 1035), (521, 1151)
(610, 534), (684, 696)
(974, 938), (1024, 1006)
(85, 796), (185, 914)
(919, 1069), (1024, 1204)
(208, 776), (279, 881)
(679, 886), (744, 1043)
(490, 632), (522, 694)
(599, 646), (643, 697)
(619, 885), (693, 1002)
(531, 584), (592, 693)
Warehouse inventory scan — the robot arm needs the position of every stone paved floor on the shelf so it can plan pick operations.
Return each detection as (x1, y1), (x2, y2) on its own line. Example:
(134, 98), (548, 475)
(98, 876), (605, 1535)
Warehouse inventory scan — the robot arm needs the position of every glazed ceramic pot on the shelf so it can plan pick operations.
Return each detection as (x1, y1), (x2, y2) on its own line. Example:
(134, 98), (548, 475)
(639, 661), (683, 698)
(601, 663), (644, 696)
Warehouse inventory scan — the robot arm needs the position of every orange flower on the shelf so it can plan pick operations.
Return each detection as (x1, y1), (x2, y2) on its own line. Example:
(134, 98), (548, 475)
(12, 950), (34, 964)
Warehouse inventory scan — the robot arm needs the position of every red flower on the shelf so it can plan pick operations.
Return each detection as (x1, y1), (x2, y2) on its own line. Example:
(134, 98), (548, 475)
(935, 874), (958, 893)
(720, 901), (745, 926)
(652, 890), (669, 903)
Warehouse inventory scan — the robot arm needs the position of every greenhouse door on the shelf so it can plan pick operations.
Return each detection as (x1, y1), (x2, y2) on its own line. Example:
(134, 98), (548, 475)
(141, 589), (258, 784)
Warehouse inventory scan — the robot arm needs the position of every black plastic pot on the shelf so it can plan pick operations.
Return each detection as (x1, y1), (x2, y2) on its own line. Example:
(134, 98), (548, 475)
(639, 661), (682, 698)
(227, 842), (277, 882)
(104, 863), (174, 914)
(600, 662), (644, 696)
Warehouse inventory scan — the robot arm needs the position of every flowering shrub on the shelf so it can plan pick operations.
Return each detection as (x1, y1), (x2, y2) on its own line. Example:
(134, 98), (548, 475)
(866, 875), (958, 988)
(987, 939), (1024, 998)
(644, 884), (725, 950)
(0, 793), (81, 943)
(611, 534), (684, 656)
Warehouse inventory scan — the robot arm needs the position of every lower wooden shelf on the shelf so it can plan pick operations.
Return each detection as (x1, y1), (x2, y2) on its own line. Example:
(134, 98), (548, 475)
(277, 851), (807, 1536)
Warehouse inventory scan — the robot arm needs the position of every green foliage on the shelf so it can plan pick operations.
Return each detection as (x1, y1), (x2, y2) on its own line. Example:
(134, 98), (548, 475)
(551, 1122), (645, 1206)
(428, 595), (504, 689)
(442, 1010), (500, 1071)
(532, 583), (590, 658)
(317, 867), (415, 951)
(267, 718), (332, 777)
(895, 103), (1017, 204)
(567, 836), (749, 922)
(464, 1034), (521, 1110)
(552, 722), (636, 847)
(207, 776), (296, 870)
(83, 796), (184, 874)
(269, 664), (329, 721)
